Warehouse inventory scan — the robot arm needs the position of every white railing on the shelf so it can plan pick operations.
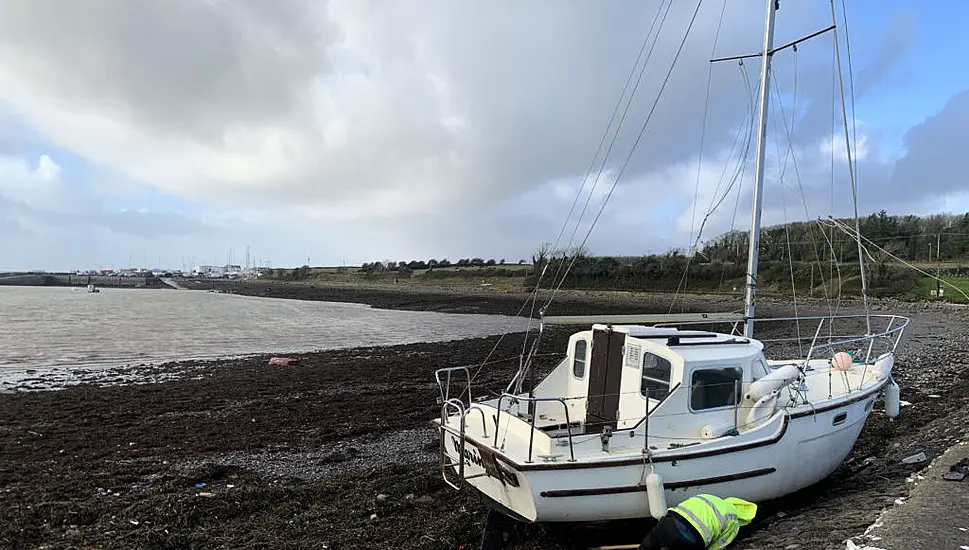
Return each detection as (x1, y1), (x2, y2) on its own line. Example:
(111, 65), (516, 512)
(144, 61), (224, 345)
(655, 313), (909, 363)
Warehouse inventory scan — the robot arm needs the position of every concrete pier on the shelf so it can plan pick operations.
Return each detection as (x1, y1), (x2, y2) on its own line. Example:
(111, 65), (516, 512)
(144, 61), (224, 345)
(856, 441), (969, 549)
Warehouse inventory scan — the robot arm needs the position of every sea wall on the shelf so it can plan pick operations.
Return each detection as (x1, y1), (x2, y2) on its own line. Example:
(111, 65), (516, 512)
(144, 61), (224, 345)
(0, 273), (166, 289)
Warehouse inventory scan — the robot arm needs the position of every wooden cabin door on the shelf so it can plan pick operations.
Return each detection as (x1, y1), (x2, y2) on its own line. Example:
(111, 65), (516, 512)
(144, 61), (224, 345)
(586, 327), (625, 432)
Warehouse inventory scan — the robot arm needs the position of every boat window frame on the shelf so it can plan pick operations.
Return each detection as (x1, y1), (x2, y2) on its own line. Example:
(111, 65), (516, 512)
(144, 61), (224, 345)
(572, 339), (588, 379)
(754, 357), (770, 378)
(688, 365), (744, 412)
(640, 351), (672, 400)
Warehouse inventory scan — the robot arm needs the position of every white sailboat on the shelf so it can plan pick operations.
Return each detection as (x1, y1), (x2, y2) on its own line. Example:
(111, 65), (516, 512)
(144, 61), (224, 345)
(433, 0), (908, 528)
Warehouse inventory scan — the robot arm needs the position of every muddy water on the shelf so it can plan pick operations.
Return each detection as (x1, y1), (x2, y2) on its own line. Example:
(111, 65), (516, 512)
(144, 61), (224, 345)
(0, 286), (530, 371)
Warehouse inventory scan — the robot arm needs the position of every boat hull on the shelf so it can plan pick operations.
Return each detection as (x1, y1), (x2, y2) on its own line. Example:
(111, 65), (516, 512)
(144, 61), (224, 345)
(442, 390), (878, 522)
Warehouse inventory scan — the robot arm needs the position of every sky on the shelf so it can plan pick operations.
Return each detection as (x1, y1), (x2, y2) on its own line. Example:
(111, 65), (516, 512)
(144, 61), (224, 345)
(0, 0), (967, 271)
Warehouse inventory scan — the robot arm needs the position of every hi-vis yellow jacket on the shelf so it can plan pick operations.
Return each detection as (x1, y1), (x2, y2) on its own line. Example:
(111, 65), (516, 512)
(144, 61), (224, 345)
(669, 494), (758, 550)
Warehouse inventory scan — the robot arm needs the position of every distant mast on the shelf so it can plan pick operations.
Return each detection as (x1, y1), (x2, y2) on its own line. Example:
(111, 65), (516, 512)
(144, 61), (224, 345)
(743, 0), (779, 338)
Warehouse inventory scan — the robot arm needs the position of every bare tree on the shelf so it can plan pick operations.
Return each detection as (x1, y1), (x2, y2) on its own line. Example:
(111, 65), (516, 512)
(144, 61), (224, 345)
(532, 242), (552, 266)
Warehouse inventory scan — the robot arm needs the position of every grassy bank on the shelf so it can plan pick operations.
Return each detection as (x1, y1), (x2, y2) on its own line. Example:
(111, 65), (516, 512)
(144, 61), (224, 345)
(253, 259), (961, 302)
(915, 275), (969, 303)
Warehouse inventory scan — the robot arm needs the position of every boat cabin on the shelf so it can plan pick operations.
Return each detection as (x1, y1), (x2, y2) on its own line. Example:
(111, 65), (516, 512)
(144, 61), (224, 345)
(527, 323), (774, 442)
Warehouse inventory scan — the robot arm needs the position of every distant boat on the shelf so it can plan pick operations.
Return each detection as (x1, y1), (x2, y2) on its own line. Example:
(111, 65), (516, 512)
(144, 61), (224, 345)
(87, 284), (100, 294)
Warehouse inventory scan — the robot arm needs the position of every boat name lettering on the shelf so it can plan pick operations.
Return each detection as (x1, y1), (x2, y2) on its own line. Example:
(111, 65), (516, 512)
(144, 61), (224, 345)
(450, 436), (520, 487)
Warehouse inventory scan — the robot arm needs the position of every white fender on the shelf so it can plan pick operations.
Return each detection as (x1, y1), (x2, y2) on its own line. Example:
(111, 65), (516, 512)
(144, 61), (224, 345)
(645, 471), (667, 520)
(700, 423), (735, 439)
(744, 391), (779, 428)
(745, 364), (800, 401)
(885, 380), (900, 420)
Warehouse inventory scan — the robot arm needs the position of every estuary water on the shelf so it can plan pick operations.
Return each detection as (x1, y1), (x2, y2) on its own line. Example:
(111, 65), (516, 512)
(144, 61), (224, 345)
(0, 286), (529, 373)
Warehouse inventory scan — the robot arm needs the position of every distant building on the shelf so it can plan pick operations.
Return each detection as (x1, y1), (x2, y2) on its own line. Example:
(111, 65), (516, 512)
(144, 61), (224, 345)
(193, 265), (224, 277)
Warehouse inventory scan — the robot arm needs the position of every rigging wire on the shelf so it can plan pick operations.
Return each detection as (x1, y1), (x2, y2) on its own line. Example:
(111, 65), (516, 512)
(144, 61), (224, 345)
(672, 59), (757, 311)
(507, 1), (680, 394)
(544, 0), (708, 308)
(822, 217), (969, 302)
(540, 0), (674, 295)
(469, 2), (677, 393)
(816, 217), (846, 303)
(827, 15), (840, 327)
(541, 0), (677, 303)
(700, 60), (757, 231)
(830, 0), (871, 335)
(838, 0), (861, 342)
(767, 44), (856, 354)
(839, 0), (860, 191)
(688, 0), (730, 255)
(769, 67), (834, 312)
(769, 77), (803, 356)
(682, 60), (757, 264)
(674, 0), (730, 310)
(718, 162), (749, 293)
(514, 0), (674, 381)
(716, 65), (758, 294)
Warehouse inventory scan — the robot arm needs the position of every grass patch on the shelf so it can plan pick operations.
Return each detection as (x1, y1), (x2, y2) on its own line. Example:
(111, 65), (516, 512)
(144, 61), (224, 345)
(916, 276), (969, 302)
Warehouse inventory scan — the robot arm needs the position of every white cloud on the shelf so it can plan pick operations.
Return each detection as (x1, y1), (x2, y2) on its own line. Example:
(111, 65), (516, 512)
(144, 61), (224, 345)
(0, 0), (779, 215)
(36, 154), (60, 181)
(821, 132), (870, 164)
(0, 0), (954, 270)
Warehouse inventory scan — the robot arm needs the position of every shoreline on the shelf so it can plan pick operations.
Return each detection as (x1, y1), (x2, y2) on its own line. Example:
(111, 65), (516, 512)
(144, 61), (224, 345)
(1, 286), (967, 548)
(184, 277), (878, 316)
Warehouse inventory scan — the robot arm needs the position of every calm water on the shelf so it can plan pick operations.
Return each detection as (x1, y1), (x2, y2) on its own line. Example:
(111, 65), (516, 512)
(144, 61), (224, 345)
(0, 287), (529, 371)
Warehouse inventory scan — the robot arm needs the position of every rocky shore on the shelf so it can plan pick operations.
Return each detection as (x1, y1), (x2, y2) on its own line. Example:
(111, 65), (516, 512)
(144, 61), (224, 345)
(1, 283), (967, 549)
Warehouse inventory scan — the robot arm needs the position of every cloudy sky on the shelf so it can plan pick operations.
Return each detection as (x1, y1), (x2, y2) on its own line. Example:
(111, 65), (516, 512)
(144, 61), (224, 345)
(0, 0), (966, 271)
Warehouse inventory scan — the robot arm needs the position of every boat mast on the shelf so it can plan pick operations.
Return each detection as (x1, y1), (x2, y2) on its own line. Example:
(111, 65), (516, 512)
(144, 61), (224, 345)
(743, 0), (779, 338)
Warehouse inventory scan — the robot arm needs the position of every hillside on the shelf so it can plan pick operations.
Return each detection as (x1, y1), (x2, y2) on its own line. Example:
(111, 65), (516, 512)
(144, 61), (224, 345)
(263, 211), (969, 302)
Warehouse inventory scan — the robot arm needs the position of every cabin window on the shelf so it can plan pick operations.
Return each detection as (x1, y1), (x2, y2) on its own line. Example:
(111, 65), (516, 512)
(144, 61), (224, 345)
(641, 353), (672, 400)
(572, 340), (587, 379)
(690, 367), (743, 411)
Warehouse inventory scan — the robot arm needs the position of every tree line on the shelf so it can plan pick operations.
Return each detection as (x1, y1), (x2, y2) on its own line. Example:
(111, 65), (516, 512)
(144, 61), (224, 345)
(699, 211), (969, 264)
(267, 211), (968, 295)
(526, 211), (969, 296)
(359, 257), (523, 273)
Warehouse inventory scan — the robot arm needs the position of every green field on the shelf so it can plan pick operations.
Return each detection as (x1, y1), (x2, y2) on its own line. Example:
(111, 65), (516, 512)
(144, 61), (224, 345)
(262, 262), (969, 301)
(916, 276), (969, 302)
(262, 264), (533, 292)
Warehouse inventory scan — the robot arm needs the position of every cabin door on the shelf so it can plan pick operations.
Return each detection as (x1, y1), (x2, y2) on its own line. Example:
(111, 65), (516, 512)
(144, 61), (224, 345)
(586, 327), (625, 432)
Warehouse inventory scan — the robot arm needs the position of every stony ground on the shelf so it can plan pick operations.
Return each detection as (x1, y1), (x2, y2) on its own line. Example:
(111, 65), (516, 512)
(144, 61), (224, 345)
(1, 284), (967, 549)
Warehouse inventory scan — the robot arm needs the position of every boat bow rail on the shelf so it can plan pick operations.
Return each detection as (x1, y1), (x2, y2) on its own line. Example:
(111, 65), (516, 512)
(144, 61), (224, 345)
(747, 314), (909, 364)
